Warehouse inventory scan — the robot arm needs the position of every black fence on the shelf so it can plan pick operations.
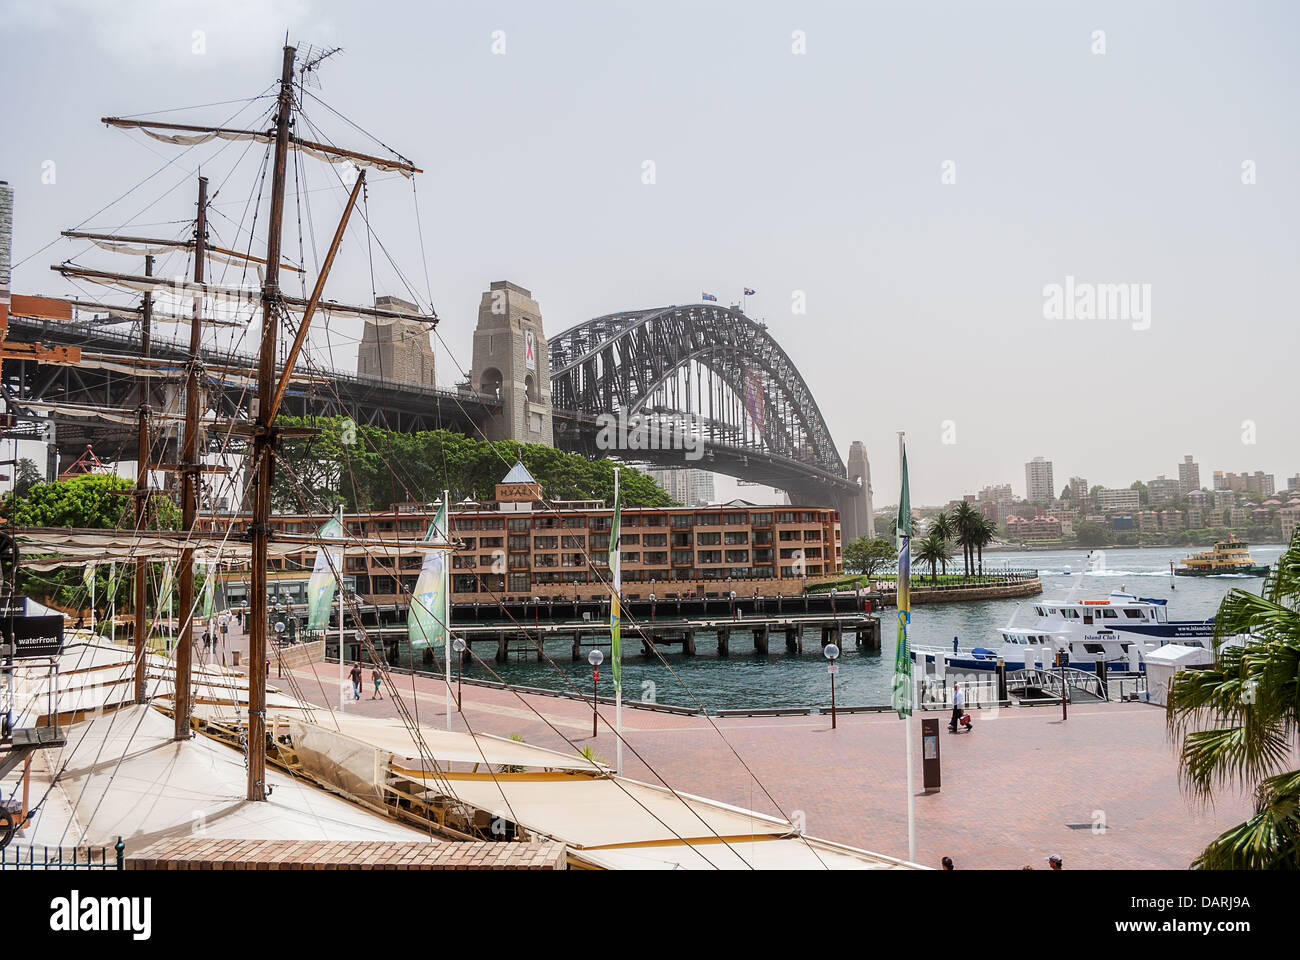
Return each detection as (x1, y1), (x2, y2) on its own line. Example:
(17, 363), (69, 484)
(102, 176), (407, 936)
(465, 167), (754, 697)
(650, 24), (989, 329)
(0, 838), (124, 870)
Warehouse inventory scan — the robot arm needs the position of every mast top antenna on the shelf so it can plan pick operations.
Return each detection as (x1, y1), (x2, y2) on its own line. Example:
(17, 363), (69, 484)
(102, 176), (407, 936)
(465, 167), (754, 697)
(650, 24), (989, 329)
(298, 45), (343, 89)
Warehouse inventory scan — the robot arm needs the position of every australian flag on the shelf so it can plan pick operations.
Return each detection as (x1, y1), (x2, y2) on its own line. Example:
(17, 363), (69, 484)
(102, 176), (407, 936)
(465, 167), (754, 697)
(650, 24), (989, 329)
(701, 292), (717, 301)
(744, 287), (755, 296)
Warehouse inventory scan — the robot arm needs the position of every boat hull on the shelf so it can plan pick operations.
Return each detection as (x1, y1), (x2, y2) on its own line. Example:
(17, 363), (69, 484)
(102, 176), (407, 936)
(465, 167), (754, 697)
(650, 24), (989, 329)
(1174, 566), (1270, 577)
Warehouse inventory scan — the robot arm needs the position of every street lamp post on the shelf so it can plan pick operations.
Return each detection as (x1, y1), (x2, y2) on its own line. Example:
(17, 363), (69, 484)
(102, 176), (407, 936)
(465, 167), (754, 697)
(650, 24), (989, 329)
(824, 642), (840, 729)
(729, 590), (737, 621)
(649, 593), (656, 625)
(587, 648), (603, 738)
(452, 636), (466, 709)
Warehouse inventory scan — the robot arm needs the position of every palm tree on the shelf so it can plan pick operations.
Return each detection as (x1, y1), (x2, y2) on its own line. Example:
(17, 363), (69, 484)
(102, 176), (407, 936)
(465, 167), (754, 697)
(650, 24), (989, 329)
(953, 502), (979, 577)
(1167, 530), (1300, 868)
(973, 514), (997, 576)
(913, 531), (951, 584)
(929, 511), (954, 544)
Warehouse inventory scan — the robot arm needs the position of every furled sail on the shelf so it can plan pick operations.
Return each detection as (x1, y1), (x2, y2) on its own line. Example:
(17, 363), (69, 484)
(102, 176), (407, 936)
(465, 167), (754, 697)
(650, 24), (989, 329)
(101, 118), (421, 178)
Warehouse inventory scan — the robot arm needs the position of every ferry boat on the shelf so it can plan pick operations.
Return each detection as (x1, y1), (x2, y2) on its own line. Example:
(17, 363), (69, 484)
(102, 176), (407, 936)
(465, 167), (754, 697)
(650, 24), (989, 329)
(1175, 536), (1270, 577)
(911, 591), (1216, 672)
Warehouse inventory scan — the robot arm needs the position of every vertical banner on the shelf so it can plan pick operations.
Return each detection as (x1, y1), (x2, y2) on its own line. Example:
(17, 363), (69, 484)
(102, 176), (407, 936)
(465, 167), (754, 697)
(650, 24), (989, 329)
(306, 512), (344, 631)
(201, 560), (215, 619)
(159, 560), (174, 605)
(408, 500), (448, 657)
(609, 475), (622, 691)
(892, 442), (912, 719)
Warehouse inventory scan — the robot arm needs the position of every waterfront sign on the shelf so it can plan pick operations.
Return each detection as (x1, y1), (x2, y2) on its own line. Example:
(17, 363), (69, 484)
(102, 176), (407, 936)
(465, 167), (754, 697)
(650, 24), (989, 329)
(4, 614), (65, 659)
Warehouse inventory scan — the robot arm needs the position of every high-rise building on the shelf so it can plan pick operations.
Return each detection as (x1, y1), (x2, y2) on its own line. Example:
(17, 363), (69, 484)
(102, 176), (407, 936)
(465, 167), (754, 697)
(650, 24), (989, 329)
(647, 468), (716, 507)
(1096, 487), (1140, 514)
(1178, 455), (1200, 494)
(977, 483), (1014, 505)
(1287, 475), (1300, 493)
(1068, 476), (1089, 503)
(1147, 475), (1180, 505)
(1024, 457), (1054, 503)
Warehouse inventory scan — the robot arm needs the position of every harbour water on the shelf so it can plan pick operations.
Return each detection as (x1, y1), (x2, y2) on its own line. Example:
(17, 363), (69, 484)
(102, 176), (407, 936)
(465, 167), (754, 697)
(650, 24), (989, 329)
(460, 544), (1287, 712)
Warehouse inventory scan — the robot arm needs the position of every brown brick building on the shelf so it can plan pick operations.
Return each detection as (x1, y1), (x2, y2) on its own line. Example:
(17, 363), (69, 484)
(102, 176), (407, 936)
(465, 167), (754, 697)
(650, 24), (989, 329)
(204, 463), (842, 605)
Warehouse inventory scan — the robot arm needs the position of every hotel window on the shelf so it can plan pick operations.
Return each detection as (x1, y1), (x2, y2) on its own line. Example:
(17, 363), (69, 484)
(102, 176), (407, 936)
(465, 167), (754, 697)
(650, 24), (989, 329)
(697, 532), (721, 546)
(643, 551), (668, 564)
(563, 517), (586, 528)
(590, 533), (610, 549)
(509, 573), (530, 593)
(620, 551), (639, 564)
(753, 530), (772, 545)
(671, 550), (693, 564)
(481, 517), (504, 530)
(695, 513), (721, 526)
(509, 552), (529, 568)
(643, 533), (667, 547)
(561, 535), (586, 549)
(724, 513), (748, 525)
(622, 533), (640, 545)
(453, 575), (478, 593)
(372, 576), (395, 594)
(509, 535), (530, 551)
(670, 513), (693, 528)
(723, 531), (748, 545)
(562, 552), (585, 567)
(534, 536), (558, 549)
(698, 550), (722, 564)
(480, 536), (503, 548)
(509, 517), (532, 532)
(803, 530), (820, 541)
(670, 532), (692, 548)
(725, 550), (749, 564)
(534, 554), (558, 568)
(751, 513), (772, 526)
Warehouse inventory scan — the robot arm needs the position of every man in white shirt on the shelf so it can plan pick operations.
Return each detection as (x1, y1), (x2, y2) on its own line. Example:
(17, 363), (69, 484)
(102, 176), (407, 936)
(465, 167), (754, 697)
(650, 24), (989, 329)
(950, 682), (965, 733)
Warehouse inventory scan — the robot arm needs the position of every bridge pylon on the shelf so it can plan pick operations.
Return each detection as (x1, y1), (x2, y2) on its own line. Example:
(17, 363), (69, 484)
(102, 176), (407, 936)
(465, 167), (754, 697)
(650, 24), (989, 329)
(471, 281), (554, 446)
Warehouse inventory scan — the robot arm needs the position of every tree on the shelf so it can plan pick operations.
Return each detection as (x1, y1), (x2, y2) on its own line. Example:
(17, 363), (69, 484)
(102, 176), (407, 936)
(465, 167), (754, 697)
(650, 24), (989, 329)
(12, 459), (42, 498)
(928, 511), (954, 543)
(914, 531), (951, 584)
(953, 501), (980, 576)
(1131, 480), (1149, 506)
(973, 514), (997, 573)
(2, 473), (180, 614)
(272, 417), (674, 512)
(1167, 529), (1300, 868)
(843, 537), (896, 579)
(1075, 521), (1110, 548)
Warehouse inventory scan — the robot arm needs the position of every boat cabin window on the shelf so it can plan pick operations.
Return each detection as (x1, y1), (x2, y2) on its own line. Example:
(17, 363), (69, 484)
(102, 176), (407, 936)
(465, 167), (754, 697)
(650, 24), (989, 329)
(1101, 609), (1118, 619)
(1184, 640), (1203, 648)
(1082, 643), (1106, 654)
(1063, 609), (1080, 619)
(1123, 609), (1145, 619)
(1047, 608), (1058, 615)
(1035, 607), (1045, 616)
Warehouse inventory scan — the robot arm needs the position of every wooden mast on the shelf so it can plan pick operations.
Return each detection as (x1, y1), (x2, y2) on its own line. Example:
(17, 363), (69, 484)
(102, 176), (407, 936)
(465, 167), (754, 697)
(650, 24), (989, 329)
(132, 253), (153, 703)
(173, 175), (207, 739)
(247, 45), (296, 800)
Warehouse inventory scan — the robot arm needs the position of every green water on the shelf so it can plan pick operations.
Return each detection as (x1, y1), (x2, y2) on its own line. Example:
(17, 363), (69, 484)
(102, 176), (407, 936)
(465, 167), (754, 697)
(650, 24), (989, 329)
(450, 545), (1285, 712)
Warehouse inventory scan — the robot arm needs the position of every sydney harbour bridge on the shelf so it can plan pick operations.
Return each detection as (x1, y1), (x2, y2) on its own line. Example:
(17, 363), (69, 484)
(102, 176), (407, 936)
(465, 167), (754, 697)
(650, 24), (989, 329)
(1, 293), (873, 539)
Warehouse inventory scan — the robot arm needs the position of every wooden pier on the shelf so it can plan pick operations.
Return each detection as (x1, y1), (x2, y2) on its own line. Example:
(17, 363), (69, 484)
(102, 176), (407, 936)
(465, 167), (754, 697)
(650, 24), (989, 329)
(332, 612), (880, 665)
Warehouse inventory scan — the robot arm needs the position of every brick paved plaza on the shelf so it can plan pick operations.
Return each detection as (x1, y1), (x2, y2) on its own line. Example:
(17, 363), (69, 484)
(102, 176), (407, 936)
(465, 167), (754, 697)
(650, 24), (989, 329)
(260, 642), (1253, 870)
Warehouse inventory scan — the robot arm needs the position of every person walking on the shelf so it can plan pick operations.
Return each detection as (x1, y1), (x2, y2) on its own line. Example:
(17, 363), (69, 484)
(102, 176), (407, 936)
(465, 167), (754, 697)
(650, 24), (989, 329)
(349, 662), (362, 701)
(371, 667), (383, 700)
(1047, 854), (1063, 870)
(941, 856), (954, 870)
(949, 682), (965, 733)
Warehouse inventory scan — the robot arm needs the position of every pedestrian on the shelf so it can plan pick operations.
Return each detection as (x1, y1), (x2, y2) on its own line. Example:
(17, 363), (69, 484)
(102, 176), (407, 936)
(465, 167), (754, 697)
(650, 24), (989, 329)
(221, 616), (229, 645)
(940, 856), (954, 870)
(952, 636), (959, 654)
(949, 682), (965, 733)
(371, 667), (383, 700)
(349, 662), (362, 700)
(1047, 854), (1062, 870)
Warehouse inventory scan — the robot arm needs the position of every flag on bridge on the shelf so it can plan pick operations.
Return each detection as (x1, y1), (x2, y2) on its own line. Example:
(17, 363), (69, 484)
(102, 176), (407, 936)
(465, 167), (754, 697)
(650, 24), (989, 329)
(891, 440), (913, 719)
(701, 292), (717, 301)
(744, 287), (755, 296)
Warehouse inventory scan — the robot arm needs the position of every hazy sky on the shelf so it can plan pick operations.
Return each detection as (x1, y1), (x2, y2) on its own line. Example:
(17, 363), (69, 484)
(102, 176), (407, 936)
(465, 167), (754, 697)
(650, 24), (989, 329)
(2, 0), (1297, 505)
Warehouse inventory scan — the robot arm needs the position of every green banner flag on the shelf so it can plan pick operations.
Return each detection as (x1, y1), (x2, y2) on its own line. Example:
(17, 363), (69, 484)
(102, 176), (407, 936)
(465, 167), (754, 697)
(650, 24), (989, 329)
(83, 562), (95, 588)
(892, 443), (913, 719)
(306, 513), (344, 631)
(201, 561), (216, 618)
(408, 500), (448, 657)
(159, 560), (174, 603)
(609, 479), (622, 691)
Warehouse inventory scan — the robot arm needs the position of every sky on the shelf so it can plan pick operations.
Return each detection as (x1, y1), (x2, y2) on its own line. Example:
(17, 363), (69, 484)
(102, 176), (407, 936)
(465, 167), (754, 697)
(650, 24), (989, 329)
(1, 0), (1297, 506)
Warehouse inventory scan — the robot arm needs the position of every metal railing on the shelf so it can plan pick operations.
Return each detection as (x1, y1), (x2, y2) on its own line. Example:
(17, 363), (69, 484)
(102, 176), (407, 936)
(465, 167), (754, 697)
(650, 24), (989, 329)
(1, 837), (124, 870)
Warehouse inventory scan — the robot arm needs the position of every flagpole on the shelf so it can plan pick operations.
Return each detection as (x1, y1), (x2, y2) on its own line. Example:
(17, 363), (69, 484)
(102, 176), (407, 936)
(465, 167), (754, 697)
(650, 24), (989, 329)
(89, 566), (96, 639)
(443, 488), (452, 731)
(899, 430), (916, 863)
(337, 505), (345, 711)
(613, 468), (622, 774)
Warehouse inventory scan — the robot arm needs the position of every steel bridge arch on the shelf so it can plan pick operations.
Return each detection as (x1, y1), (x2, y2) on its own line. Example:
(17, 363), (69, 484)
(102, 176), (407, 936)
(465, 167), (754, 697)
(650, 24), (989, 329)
(548, 304), (845, 480)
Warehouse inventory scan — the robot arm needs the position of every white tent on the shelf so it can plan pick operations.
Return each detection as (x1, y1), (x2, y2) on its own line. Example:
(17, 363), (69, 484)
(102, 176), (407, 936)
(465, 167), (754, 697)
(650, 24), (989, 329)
(1144, 644), (1214, 706)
